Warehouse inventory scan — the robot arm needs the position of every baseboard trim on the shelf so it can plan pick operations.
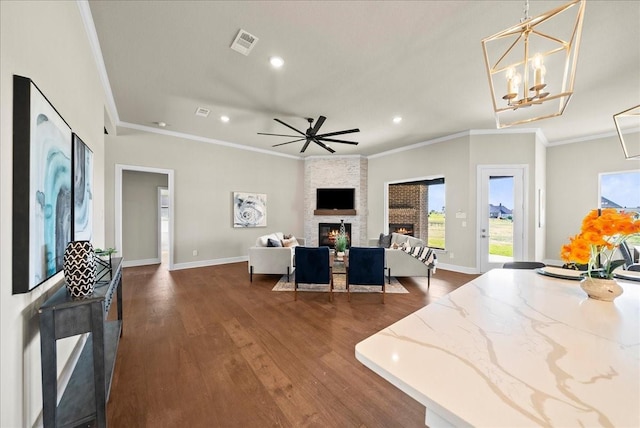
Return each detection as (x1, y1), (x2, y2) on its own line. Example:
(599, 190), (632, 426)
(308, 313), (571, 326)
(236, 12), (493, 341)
(172, 256), (248, 271)
(434, 262), (479, 275)
(123, 258), (161, 268)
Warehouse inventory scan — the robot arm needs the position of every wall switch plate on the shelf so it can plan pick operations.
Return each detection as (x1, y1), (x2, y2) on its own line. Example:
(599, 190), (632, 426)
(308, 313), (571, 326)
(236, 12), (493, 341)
(193, 250), (198, 256)
(455, 211), (466, 219)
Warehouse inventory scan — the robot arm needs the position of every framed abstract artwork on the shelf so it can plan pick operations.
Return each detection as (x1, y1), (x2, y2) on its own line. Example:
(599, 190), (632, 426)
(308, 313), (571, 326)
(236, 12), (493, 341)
(233, 192), (267, 228)
(13, 75), (72, 294)
(72, 133), (93, 241)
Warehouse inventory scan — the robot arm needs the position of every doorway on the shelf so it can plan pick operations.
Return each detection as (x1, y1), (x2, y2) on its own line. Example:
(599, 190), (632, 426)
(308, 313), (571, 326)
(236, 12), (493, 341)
(158, 187), (170, 265)
(115, 164), (175, 270)
(477, 166), (527, 273)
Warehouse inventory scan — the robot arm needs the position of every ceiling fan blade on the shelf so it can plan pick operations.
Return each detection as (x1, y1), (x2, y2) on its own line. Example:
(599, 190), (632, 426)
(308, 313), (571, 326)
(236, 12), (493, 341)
(258, 132), (302, 138)
(274, 118), (306, 136)
(272, 138), (305, 147)
(300, 139), (312, 153)
(316, 128), (360, 138)
(311, 115), (326, 135)
(314, 138), (335, 154)
(316, 137), (359, 145)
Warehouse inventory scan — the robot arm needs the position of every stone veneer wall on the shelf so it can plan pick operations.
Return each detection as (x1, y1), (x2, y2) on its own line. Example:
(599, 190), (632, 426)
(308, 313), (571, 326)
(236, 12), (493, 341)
(304, 156), (368, 247)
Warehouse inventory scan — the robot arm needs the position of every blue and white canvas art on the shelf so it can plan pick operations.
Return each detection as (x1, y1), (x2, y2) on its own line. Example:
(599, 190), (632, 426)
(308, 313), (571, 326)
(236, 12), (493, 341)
(12, 76), (72, 293)
(73, 134), (93, 240)
(29, 85), (72, 287)
(233, 192), (267, 228)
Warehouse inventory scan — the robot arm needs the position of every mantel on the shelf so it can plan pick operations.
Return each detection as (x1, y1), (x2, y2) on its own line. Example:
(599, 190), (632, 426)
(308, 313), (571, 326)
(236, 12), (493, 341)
(314, 209), (356, 216)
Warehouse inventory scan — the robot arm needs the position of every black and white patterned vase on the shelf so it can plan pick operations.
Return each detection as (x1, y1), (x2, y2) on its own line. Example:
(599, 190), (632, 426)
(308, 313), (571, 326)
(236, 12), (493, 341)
(63, 241), (97, 298)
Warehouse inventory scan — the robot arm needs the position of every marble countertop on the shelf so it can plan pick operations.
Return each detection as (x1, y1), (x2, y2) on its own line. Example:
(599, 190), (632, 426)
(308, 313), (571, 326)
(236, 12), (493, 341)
(355, 269), (639, 427)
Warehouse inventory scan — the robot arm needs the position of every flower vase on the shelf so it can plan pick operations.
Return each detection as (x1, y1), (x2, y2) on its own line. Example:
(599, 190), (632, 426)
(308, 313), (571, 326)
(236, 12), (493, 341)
(579, 276), (623, 302)
(63, 241), (97, 298)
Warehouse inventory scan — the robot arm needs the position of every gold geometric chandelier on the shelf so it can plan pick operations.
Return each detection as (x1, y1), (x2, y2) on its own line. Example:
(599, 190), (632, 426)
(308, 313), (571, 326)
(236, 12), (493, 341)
(613, 105), (640, 160)
(481, 0), (586, 128)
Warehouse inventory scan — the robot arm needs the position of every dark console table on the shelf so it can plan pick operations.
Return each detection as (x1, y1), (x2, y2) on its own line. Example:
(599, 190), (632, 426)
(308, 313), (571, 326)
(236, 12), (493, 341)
(39, 257), (123, 428)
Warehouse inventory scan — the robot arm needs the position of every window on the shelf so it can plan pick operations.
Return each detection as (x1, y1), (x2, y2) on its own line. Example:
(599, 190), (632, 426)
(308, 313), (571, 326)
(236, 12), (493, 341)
(387, 177), (445, 249)
(600, 170), (640, 245)
(426, 178), (445, 249)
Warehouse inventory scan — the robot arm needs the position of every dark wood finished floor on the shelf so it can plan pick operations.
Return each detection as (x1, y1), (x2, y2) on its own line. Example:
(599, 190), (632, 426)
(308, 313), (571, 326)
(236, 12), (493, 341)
(107, 262), (478, 427)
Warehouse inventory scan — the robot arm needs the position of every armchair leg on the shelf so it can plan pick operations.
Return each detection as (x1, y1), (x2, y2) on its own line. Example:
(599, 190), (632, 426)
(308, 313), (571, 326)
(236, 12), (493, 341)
(294, 282), (297, 301)
(287, 267), (290, 283)
(382, 283), (385, 304)
(427, 267), (431, 290)
(387, 268), (391, 284)
(250, 266), (253, 283)
(346, 272), (350, 302)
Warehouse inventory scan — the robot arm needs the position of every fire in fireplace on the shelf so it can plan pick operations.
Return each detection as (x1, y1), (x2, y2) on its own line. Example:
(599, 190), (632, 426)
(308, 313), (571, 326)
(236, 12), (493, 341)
(389, 223), (414, 236)
(318, 222), (352, 248)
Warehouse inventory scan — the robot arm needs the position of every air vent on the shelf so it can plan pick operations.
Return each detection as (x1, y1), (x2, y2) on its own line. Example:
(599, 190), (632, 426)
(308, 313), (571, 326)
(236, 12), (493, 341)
(230, 29), (259, 56)
(195, 107), (210, 117)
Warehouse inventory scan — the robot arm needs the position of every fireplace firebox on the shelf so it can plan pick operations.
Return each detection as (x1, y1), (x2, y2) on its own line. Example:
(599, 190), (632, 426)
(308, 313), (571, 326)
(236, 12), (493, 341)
(318, 222), (351, 248)
(389, 223), (414, 236)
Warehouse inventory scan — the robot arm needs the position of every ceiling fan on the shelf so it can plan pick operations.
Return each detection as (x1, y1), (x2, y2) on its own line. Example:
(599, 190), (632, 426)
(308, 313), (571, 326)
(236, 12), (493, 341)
(258, 115), (359, 153)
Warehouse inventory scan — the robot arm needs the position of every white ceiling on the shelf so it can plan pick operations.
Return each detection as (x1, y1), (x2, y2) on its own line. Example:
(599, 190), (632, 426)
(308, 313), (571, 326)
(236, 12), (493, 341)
(88, 0), (640, 157)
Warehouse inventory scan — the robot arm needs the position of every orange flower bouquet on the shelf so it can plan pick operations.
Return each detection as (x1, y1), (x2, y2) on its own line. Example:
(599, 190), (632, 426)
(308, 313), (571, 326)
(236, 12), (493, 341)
(561, 208), (640, 279)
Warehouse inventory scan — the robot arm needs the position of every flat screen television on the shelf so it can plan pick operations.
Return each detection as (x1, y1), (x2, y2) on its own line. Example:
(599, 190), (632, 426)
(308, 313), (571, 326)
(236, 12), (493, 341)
(316, 188), (355, 210)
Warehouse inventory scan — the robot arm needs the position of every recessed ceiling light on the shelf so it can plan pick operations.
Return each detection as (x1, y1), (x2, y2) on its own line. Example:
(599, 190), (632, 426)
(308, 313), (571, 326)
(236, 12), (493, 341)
(393, 116), (402, 124)
(153, 121), (168, 128)
(220, 115), (230, 123)
(269, 56), (284, 68)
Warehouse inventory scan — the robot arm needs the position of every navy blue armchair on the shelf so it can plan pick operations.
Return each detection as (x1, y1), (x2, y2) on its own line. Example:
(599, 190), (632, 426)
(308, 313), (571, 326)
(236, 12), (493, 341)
(346, 247), (386, 303)
(294, 247), (333, 301)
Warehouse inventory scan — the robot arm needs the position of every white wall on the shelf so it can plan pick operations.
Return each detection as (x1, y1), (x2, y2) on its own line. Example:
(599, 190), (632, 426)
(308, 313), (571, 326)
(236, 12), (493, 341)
(368, 134), (474, 269)
(0, 2), (107, 426)
(368, 131), (544, 272)
(546, 134), (640, 264)
(105, 128), (304, 267)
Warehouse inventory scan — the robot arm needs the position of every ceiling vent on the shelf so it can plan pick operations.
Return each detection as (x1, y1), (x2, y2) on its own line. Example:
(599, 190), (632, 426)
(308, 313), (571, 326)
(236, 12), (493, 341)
(230, 29), (259, 56)
(195, 107), (210, 117)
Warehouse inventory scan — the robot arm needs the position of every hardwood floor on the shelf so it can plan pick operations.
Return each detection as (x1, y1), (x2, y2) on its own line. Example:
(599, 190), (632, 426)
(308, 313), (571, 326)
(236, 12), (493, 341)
(107, 262), (478, 427)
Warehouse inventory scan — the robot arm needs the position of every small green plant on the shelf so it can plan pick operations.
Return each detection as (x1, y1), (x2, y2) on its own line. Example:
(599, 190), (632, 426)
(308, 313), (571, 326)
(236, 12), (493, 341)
(95, 247), (118, 256)
(335, 235), (348, 252)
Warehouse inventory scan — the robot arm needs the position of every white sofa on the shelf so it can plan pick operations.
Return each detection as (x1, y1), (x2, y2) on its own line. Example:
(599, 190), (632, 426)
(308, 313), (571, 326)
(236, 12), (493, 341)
(248, 232), (305, 282)
(368, 233), (436, 287)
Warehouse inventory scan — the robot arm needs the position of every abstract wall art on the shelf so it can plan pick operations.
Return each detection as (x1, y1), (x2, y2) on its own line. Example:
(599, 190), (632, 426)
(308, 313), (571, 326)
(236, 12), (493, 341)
(233, 192), (267, 228)
(13, 75), (72, 294)
(72, 133), (93, 241)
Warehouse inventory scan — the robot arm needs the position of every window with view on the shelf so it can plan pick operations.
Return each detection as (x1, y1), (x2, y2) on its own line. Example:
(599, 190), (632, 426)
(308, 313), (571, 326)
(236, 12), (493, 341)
(600, 170), (640, 246)
(388, 177), (445, 249)
(426, 178), (445, 249)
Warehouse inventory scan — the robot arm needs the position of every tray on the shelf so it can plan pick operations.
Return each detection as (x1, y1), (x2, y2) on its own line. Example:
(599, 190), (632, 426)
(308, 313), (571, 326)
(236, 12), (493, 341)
(536, 266), (585, 281)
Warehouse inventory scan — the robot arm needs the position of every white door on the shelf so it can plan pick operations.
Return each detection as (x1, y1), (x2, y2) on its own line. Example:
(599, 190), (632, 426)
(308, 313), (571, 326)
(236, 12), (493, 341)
(478, 166), (526, 273)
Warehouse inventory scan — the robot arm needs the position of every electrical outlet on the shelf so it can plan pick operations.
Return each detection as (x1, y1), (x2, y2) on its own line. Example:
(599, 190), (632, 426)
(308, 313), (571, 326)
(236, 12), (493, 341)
(193, 250), (198, 256)
(449, 252), (454, 259)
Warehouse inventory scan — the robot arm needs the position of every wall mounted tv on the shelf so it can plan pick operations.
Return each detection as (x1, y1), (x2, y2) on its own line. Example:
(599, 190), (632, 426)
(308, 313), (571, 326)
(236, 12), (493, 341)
(316, 188), (355, 210)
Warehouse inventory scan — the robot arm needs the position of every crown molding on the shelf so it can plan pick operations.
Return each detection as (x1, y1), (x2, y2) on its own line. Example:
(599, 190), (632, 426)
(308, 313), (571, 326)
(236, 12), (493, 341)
(118, 122), (301, 160)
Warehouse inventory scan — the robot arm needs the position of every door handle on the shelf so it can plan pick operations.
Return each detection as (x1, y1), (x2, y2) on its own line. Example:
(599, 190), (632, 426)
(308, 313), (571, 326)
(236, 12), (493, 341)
(481, 235), (487, 238)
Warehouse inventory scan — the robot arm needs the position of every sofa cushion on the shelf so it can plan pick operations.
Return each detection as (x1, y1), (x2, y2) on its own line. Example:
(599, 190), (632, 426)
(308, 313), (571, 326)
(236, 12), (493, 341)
(378, 233), (392, 248)
(257, 232), (283, 247)
(391, 232), (425, 248)
(267, 238), (283, 247)
(282, 236), (300, 248)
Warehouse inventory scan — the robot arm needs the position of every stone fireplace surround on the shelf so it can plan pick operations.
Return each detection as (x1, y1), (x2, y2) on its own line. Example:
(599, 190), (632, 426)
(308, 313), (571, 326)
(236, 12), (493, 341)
(304, 156), (368, 247)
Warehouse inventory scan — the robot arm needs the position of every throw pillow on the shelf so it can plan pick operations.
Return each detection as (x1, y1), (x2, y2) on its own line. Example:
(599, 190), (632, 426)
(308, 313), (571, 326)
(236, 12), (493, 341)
(282, 236), (299, 247)
(378, 233), (392, 248)
(267, 238), (282, 247)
